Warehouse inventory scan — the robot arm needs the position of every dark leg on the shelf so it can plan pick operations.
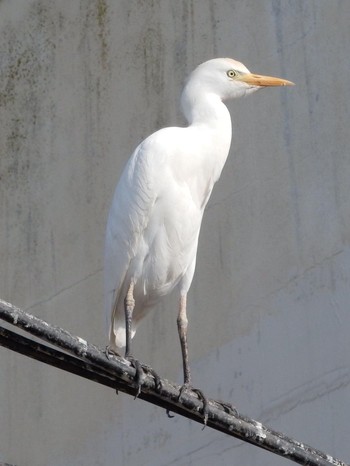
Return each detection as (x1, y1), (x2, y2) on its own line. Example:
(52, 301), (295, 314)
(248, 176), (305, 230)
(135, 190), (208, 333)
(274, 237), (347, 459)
(177, 294), (191, 385)
(176, 294), (209, 425)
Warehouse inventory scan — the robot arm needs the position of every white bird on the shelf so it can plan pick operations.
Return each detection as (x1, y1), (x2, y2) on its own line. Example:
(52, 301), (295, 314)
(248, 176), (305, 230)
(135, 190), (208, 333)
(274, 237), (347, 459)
(105, 58), (293, 387)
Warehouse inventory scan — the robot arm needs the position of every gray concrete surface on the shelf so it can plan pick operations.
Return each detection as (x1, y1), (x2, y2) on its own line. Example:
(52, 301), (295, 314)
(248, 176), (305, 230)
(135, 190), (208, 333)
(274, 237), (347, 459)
(0, 1), (349, 465)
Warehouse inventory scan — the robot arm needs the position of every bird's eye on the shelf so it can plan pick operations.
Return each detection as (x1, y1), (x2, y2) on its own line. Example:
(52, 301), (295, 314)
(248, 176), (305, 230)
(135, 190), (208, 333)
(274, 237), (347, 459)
(227, 70), (237, 78)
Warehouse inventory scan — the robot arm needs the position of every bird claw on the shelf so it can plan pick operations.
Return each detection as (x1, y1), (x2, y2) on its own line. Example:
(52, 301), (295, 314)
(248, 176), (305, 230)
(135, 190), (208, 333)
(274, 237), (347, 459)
(166, 409), (175, 418)
(125, 356), (146, 398)
(216, 400), (238, 416)
(124, 357), (162, 398)
(140, 363), (162, 393)
(105, 345), (121, 360)
(178, 384), (209, 426)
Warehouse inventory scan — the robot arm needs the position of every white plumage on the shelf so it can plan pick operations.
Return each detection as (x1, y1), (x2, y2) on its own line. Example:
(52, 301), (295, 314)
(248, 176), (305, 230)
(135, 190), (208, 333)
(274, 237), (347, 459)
(104, 58), (293, 384)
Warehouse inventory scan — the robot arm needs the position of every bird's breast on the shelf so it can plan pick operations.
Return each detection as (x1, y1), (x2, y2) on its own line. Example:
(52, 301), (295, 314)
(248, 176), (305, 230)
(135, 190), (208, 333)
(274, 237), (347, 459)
(171, 131), (231, 210)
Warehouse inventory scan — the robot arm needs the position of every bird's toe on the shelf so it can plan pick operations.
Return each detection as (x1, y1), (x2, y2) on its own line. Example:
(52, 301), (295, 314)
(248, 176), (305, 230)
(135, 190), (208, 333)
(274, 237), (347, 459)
(141, 363), (162, 393)
(105, 345), (121, 360)
(125, 356), (146, 397)
(178, 384), (209, 426)
(215, 400), (238, 416)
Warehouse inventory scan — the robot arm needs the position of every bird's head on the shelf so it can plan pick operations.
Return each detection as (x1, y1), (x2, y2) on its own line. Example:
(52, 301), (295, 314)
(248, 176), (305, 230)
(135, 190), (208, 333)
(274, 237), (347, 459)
(184, 57), (294, 101)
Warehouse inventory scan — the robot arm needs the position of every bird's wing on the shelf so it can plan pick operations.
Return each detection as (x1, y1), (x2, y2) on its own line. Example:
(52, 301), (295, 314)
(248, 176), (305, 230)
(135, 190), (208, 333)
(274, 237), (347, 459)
(104, 135), (163, 339)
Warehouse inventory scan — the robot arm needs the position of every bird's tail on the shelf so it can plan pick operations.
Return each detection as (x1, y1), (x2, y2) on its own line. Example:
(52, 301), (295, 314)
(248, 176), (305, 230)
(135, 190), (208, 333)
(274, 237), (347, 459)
(109, 319), (136, 349)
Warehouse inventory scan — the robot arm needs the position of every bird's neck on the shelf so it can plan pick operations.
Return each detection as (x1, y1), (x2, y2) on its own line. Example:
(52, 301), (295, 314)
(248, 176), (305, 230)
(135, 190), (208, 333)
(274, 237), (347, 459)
(180, 86), (233, 197)
(181, 87), (232, 131)
(181, 89), (233, 174)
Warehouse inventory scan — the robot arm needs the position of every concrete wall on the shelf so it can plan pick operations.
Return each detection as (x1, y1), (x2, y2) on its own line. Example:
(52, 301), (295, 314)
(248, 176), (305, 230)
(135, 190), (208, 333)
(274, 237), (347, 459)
(1, 1), (349, 465)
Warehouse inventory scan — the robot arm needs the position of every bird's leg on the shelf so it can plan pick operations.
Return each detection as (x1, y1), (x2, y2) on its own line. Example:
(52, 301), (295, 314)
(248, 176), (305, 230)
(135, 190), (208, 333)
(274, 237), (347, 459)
(124, 281), (144, 395)
(123, 281), (161, 395)
(176, 294), (209, 425)
(177, 294), (191, 385)
(124, 281), (135, 359)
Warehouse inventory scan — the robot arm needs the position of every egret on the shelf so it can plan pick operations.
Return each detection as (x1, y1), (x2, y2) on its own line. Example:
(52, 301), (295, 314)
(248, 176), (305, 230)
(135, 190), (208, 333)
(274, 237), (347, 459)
(105, 58), (293, 390)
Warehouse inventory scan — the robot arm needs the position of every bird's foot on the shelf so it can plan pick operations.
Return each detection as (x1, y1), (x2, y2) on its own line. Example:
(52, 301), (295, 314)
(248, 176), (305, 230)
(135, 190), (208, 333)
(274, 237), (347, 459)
(215, 400), (238, 416)
(125, 355), (146, 398)
(105, 345), (121, 360)
(124, 357), (162, 397)
(106, 348), (161, 397)
(139, 363), (162, 394)
(178, 383), (209, 426)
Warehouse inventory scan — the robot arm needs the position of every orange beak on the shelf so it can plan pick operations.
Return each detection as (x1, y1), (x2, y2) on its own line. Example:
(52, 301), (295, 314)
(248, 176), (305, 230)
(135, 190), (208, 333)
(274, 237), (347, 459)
(238, 73), (294, 87)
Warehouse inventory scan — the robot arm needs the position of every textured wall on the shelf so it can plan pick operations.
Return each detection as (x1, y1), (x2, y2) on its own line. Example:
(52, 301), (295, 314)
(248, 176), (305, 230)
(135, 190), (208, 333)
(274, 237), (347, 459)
(0, 1), (349, 465)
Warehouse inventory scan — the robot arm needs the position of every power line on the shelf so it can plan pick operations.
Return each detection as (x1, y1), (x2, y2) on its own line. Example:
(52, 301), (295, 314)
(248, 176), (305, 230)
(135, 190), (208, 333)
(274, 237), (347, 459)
(0, 298), (347, 466)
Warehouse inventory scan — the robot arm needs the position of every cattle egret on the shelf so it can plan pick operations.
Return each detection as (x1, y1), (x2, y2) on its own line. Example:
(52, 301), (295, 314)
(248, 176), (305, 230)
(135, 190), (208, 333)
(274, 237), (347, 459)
(105, 58), (293, 390)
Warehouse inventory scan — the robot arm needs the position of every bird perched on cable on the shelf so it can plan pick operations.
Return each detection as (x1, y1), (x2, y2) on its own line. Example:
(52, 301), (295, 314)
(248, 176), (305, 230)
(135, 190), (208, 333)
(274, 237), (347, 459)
(105, 58), (293, 390)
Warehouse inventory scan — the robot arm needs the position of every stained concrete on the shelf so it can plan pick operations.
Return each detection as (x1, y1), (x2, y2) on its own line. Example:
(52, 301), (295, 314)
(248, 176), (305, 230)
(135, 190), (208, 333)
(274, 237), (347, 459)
(0, 1), (349, 465)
